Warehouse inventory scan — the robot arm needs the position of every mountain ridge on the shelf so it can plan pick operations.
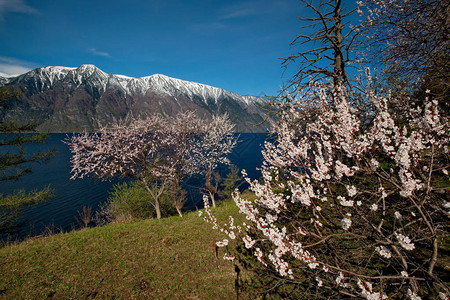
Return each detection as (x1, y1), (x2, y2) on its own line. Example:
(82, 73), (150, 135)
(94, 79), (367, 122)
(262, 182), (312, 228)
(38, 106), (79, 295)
(0, 65), (271, 132)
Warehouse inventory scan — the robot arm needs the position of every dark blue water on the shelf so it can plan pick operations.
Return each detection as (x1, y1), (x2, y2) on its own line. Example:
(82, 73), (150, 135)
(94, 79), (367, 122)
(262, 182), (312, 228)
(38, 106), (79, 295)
(0, 133), (267, 239)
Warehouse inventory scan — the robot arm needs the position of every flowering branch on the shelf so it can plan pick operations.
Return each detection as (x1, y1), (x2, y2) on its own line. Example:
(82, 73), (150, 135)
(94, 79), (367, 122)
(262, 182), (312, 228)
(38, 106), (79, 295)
(204, 78), (449, 298)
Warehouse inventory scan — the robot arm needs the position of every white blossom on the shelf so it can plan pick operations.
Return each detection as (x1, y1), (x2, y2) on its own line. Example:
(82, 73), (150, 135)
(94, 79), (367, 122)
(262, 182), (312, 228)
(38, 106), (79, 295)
(254, 247), (267, 266)
(370, 158), (380, 170)
(407, 289), (421, 300)
(347, 185), (358, 197)
(202, 77), (449, 296)
(216, 239), (229, 247)
(316, 276), (323, 287)
(223, 254), (236, 261)
(339, 196), (354, 207)
(395, 232), (415, 250)
(375, 245), (392, 258)
(243, 235), (256, 249)
(341, 216), (352, 230)
(358, 279), (388, 300)
(336, 272), (350, 288)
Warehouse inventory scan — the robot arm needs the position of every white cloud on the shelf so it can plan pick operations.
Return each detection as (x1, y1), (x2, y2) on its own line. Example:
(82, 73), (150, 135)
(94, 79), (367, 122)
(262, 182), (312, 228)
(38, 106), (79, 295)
(89, 48), (112, 58)
(218, 7), (256, 20)
(0, 0), (39, 21)
(0, 57), (38, 77)
(0, 64), (32, 77)
(188, 21), (228, 35)
(217, 0), (289, 20)
(189, 0), (293, 35)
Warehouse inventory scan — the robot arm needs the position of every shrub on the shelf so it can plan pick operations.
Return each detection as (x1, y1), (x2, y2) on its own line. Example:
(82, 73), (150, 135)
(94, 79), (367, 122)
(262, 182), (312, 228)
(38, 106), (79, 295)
(218, 164), (244, 201)
(96, 181), (176, 224)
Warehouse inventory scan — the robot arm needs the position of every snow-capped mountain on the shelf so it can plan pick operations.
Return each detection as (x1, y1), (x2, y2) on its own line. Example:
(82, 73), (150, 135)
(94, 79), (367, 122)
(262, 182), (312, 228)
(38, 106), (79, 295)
(0, 64), (270, 132)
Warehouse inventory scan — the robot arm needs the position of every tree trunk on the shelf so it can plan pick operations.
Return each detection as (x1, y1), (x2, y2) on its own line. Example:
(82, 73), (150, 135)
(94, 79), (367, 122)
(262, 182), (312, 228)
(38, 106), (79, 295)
(206, 171), (219, 208)
(209, 191), (216, 208)
(176, 206), (183, 218)
(333, 0), (346, 85)
(154, 197), (161, 219)
(141, 177), (162, 219)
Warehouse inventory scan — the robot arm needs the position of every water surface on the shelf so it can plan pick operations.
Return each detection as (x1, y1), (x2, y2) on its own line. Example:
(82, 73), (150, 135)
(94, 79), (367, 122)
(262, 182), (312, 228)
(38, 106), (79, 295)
(0, 133), (267, 239)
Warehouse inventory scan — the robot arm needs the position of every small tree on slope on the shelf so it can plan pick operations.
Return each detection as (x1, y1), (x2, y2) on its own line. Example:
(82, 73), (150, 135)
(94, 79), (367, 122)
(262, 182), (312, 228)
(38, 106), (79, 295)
(67, 112), (236, 219)
(200, 113), (237, 208)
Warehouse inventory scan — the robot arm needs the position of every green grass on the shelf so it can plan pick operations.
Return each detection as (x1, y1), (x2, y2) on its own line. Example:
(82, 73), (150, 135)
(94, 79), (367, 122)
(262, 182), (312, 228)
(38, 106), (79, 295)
(0, 201), (241, 299)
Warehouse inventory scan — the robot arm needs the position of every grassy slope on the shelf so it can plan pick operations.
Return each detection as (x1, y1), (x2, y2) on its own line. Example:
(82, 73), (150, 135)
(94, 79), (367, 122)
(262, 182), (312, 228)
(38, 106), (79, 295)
(0, 201), (239, 299)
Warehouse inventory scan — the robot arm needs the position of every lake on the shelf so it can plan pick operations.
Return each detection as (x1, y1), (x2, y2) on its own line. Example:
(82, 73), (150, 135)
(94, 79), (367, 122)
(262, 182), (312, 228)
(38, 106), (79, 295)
(0, 133), (268, 240)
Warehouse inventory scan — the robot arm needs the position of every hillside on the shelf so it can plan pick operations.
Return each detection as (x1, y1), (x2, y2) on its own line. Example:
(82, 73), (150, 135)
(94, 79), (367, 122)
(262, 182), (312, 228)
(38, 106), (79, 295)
(0, 201), (241, 299)
(0, 65), (271, 133)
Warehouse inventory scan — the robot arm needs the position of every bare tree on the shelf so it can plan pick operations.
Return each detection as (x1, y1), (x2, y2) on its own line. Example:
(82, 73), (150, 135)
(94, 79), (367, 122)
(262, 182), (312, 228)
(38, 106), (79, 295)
(362, 0), (450, 97)
(282, 0), (363, 90)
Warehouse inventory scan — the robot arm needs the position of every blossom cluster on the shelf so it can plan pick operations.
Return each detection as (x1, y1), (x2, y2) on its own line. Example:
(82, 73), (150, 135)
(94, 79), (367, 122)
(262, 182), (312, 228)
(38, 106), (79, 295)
(204, 77), (449, 298)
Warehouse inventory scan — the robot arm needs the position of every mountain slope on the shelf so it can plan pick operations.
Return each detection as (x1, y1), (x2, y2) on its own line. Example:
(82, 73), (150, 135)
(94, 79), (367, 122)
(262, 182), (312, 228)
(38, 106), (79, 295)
(0, 65), (270, 132)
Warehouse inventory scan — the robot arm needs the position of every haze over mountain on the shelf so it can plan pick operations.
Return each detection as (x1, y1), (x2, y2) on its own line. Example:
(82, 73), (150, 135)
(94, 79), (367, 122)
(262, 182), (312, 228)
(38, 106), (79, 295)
(0, 64), (271, 132)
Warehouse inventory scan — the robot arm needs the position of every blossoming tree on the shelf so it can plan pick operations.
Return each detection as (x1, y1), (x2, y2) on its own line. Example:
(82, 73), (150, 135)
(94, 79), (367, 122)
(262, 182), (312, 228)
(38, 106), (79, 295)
(66, 112), (235, 219)
(200, 113), (237, 208)
(203, 78), (449, 298)
(202, 0), (449, 297)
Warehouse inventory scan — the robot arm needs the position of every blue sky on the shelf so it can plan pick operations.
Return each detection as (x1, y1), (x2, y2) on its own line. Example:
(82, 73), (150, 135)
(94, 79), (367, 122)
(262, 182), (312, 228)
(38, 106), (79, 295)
(0, 0), (309, 96)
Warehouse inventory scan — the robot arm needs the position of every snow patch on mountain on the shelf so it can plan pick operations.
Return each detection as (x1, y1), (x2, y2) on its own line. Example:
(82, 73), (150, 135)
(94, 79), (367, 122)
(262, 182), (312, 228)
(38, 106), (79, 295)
(0, 64), (271, 133)
(0, 75), (9, 86)
(1, 64), (267, 106)
(0, 72), (13, 78)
